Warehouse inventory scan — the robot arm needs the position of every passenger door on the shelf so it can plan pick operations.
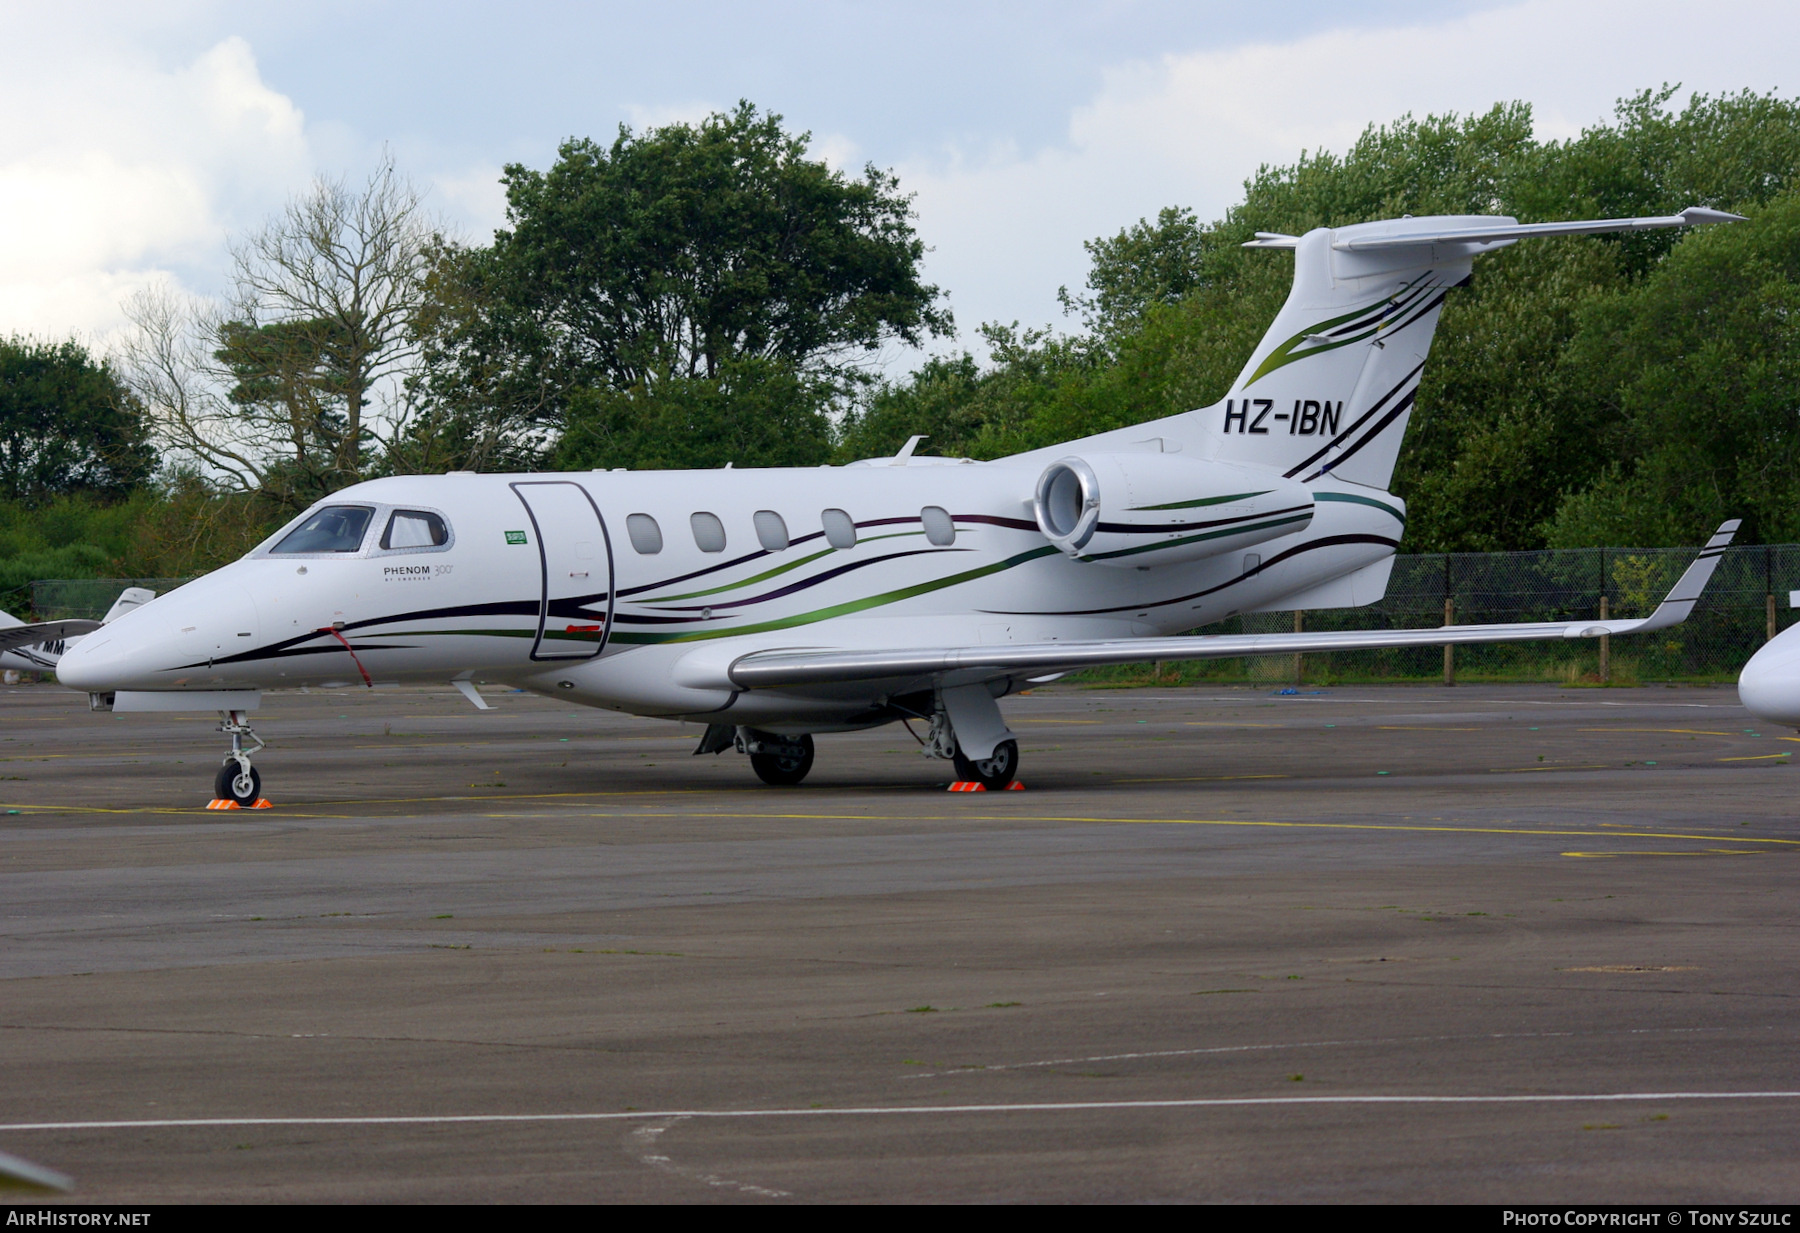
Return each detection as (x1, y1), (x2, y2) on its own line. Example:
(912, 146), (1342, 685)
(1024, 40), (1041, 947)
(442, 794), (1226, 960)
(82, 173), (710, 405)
(509, 481), (613, 661)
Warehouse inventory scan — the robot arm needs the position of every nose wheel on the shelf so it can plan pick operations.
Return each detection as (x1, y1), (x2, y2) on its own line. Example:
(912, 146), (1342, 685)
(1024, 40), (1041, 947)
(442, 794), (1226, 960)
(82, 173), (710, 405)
(214, 760), (262, 807)
(210, 708), (269, 809)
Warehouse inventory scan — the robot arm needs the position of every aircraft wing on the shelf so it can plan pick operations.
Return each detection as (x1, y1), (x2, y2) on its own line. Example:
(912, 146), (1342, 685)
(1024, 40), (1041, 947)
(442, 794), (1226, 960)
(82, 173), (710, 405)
(722, 521), (1740, 691)
(0, 619), (100, 655)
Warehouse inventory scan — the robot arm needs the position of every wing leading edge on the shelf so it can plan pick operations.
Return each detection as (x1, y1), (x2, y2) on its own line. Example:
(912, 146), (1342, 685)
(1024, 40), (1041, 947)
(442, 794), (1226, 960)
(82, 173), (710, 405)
(721, 521), (1740, 691)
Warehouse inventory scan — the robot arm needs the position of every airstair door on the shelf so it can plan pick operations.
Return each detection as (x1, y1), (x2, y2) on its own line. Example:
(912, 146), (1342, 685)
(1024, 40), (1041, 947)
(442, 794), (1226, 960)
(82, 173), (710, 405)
(509, 481), (613, 661)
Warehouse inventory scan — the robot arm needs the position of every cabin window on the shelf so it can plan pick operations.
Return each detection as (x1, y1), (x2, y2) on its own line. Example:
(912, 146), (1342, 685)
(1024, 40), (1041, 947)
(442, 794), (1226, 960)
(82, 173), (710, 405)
(753, 510), (789, 551)
(380, 510), (450, 550)
(821, 508), (857, 550)
(690, 511), (727, 553)
(921, 506), (955, 546)
(270, 505), (374, 554)
(626, 513), (663, 554)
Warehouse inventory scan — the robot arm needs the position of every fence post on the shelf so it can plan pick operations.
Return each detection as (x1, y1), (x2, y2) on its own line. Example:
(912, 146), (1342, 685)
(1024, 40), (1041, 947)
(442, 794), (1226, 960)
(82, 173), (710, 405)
(1293, 611), (1303, 687)
(1443, 597), (1455, 687)
(1768, 545), (1777, 643)
(1599, 595), (1610, 685)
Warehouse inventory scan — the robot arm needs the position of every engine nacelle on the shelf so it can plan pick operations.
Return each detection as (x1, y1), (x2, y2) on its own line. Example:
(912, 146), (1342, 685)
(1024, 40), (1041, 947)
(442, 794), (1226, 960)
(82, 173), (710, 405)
(1033, 453), (1314, 566)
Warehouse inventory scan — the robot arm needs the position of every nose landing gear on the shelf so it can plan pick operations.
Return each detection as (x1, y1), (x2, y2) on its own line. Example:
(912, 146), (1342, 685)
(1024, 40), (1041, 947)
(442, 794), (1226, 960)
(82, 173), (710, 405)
(210, 709), (270, 809)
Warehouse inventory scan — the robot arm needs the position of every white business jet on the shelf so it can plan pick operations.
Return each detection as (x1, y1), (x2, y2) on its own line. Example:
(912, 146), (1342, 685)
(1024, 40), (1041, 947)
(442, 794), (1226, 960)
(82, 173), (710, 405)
(1736, 599), (1800, 727)
(56, 207), (1743, 804)
(0, 588), (156, 676)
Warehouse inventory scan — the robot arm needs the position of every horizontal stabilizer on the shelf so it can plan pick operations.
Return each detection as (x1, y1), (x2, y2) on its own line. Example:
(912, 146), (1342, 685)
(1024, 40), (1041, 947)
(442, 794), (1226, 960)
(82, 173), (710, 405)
(0, 619), (99, 654)
(720, 522), (1740, 691)
(1243, 207), (1742, 253)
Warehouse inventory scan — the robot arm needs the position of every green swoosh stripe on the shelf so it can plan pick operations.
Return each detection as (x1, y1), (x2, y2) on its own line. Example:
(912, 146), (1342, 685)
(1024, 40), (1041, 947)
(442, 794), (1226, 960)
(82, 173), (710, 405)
(1129, 490), (1271, 512)
(609, 545), (1063, 645)
(637, 531), (928, 603)
(641, 547), (836, 602)
(1312, 491), (1406, 525)
(1077, 513), (1314, 563)
(1244, 278), (1433, 386)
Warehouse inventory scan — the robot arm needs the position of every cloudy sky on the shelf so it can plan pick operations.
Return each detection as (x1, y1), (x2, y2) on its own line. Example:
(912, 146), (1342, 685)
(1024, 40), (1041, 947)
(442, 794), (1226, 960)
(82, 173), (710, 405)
(3, 0), (1796, 367)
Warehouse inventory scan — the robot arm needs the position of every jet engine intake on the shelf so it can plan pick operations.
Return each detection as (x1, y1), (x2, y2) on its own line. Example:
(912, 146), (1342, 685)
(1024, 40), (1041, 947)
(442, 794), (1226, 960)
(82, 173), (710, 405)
(1033, 453), (1314, 566)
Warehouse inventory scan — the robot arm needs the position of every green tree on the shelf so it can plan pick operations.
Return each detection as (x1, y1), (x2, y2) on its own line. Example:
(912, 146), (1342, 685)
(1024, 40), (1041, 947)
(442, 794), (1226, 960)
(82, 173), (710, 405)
(420, 101), (951, 470)
(557, 356), (834, 471)
(864, 89), (1800, 551)
(1059, 206), (1209, 343)
(122, 157), (435, 510)
(0, 337), (155, 505)
(1544, 188), (1800, 547)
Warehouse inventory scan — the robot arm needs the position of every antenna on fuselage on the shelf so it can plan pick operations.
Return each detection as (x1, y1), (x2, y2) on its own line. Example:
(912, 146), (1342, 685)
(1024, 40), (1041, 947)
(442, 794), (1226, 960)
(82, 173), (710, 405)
(896, 435), (928, 459)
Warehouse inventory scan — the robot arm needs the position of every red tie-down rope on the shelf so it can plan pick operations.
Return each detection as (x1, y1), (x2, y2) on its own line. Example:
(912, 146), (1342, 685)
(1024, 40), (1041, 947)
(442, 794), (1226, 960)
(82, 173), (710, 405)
(320, 626), (373, 687)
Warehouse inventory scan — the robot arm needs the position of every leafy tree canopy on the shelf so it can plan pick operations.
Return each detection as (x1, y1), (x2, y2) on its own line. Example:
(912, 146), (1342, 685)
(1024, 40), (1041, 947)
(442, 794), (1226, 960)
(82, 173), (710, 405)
(420, 102), (951, 470)
(0, 337), (155, 506)
(851, 88), (1800, 550)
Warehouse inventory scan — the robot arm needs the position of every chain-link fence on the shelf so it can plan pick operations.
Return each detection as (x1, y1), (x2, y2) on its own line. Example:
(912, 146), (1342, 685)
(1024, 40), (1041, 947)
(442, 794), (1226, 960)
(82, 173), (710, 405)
(28, 579), (192, 622)
(1187, 544), (1800, 684)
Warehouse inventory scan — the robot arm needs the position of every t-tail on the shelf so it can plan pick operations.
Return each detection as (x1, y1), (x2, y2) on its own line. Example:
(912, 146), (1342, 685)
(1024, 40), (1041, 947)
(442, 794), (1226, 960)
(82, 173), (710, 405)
(1207, 206), (1744, 489)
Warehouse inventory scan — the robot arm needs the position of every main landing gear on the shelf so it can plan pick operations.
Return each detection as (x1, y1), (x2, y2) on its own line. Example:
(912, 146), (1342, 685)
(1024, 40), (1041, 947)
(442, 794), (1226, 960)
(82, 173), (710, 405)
(922, 708), (1019, 790)
(690, 683), (1022, 791)
(746, 733), (815, 786)
(693, 725), (816, 786)
(211, 708), (268, 808)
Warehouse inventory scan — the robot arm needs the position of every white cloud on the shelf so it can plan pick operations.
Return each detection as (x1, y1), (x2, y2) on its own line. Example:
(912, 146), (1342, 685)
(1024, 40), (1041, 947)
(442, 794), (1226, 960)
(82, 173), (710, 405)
(900, 0), (1800, 354)
(0, 34), (312, 344)
(431, 165), (511, 242)
(624, 101), (725, 133)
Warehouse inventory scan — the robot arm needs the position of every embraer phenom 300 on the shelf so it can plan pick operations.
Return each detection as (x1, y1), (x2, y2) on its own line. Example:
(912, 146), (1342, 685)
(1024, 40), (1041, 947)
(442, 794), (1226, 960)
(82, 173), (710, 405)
(55, 208), (1743, 804)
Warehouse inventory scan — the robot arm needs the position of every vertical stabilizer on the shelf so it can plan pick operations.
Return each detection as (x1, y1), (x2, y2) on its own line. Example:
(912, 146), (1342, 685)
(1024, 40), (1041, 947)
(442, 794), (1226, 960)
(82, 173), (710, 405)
(1205, 206), (1741, 489)
(1206, 220), (1483, 488)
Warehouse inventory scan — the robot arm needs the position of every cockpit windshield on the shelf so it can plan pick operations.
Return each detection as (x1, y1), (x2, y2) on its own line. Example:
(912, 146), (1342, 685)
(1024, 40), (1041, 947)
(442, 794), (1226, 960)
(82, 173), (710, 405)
(270, 505), (375, 554)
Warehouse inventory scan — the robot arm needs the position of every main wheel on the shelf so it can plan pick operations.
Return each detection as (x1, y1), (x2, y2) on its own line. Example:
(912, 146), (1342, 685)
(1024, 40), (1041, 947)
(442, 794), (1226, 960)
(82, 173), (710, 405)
(214, 760), (261, 807)
(953, 738), (1018, 789)
(749, 734), (814, 786)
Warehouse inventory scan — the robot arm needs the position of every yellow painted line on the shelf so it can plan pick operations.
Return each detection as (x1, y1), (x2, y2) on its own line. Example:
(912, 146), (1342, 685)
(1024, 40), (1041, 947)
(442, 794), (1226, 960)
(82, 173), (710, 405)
(0, 803), (355, 818)
(1720, 754), (1791, 762)
(275, 787), (744, 807)
(1114, 774), (1287, 784)
(576, 810), (1800, 847)
(1562, 850), (1762, 859)
(1011, 719), (1103, 725)
(1578, 728), (1733, 736)
(1490, 764), (1611, 773)
(1378, 726), (1479, 731)
(1184, 722), (1278, 728)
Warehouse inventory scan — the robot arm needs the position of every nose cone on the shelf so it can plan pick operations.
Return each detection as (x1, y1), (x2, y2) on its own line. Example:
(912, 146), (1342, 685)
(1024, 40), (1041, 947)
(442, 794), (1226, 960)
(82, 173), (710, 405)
(1738, 626), (1800, 728)
(57, 576), (261, 693)
(56, 604), (167, 691)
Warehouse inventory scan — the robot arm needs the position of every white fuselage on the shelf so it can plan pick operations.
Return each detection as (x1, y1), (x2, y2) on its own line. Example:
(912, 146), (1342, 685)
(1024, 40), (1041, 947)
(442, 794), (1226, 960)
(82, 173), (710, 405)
(55, 457), (1403, 730)
(1739, 621), (1800, 728)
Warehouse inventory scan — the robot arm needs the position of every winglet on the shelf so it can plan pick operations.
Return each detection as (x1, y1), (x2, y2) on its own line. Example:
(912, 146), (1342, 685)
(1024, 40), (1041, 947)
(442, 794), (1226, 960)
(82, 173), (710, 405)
(1680, 206), (1749, 225)
(1634, 519), (1742, 632)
